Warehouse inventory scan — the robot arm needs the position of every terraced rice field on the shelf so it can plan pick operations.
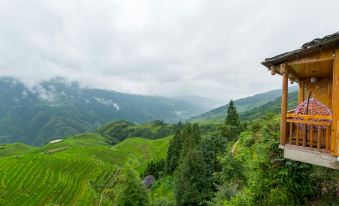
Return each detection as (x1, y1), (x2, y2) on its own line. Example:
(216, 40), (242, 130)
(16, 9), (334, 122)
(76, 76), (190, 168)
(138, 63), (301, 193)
(0, 133), (171, 205)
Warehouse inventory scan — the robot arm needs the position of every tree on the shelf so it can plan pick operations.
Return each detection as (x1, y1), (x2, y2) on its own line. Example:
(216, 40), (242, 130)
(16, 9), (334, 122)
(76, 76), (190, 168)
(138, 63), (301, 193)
(202, 134), (225, 178)
(142, 159), (165, 179)
(165, 130), (183, 175)
(225, 100), (240, 127)
(222, 100), (241, 141)
(174, 148), (210, 206)
(181, 123), (201, 157)
(116, 169), (150, 206)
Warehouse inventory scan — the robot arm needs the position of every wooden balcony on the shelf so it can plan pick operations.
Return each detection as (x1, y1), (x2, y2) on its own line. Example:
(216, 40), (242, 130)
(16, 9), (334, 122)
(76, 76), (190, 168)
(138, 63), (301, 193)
(281, 112), (339, 169)
(285, 112), (332, 153)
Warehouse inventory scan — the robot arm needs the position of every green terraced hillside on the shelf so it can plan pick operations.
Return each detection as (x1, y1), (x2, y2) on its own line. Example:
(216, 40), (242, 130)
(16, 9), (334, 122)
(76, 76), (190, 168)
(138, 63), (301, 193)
(0, 133), (171, 205)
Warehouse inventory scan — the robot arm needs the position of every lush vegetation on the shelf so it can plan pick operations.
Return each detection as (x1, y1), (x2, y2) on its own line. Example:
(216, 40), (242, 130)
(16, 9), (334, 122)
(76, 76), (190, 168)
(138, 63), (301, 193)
(0, 83), (338, 205)
(98, 120), (179, 145)
(0, 133), (171, 205)
(144, 99), (339, 206)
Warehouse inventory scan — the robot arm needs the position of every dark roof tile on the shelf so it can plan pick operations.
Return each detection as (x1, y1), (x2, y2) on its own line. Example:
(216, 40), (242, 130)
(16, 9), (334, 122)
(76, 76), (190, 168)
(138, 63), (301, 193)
(262, 32), (339, 67)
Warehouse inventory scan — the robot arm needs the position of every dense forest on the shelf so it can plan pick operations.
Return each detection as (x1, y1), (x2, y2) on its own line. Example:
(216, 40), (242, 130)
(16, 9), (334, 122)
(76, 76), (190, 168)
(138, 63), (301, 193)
(134, 100), (339, 206)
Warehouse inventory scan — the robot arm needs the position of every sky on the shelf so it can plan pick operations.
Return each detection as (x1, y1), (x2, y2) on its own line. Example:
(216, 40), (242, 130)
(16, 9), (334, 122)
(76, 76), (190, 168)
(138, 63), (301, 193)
(0, 0), (339, 101)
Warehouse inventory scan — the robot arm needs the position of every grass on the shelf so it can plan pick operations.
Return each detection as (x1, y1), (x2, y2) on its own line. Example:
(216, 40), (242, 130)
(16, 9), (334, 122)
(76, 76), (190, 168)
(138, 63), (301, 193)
(0, 133), (171, 205)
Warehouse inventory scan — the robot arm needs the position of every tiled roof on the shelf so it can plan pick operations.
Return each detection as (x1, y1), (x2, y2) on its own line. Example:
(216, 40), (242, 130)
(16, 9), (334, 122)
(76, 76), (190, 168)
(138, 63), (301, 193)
(262, 32), (339, 67)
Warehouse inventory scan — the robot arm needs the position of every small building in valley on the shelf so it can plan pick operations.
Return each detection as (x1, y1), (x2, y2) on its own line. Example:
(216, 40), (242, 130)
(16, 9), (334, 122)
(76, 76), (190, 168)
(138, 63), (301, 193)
(143, 175), (155, 188)
(262, 32), (339, 169)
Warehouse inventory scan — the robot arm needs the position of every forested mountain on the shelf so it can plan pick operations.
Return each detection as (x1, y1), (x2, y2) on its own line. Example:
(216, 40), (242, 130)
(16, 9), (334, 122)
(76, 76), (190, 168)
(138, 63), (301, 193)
(190, 86), (298, 122)
(0, 77), (207, 145)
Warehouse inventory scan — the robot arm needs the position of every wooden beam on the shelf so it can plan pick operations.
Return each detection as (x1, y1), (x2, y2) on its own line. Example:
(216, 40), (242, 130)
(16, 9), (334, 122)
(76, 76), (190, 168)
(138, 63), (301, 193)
(286, 119), (332, 126)
(332, 49), (339, 155)
(287, 48), (335, 65)
(286, 114), (332, 120)
(280, 63), (288, 146)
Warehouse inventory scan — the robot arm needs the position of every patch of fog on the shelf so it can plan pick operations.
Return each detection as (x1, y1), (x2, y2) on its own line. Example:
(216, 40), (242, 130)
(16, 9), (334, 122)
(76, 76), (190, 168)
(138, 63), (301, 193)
(22, 90), (29, 98)
(93, 97), (120, 111)
(113, 103), (120, 111)
(60, 91), (67, 96)
(22, 83), (61, 106)
(174, 110), (187, 118)
(30, 84), (58, 103)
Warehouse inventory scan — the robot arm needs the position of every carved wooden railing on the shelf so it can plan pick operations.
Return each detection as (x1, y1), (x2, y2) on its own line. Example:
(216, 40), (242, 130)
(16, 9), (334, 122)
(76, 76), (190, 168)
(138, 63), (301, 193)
(286, 112), (332, 153)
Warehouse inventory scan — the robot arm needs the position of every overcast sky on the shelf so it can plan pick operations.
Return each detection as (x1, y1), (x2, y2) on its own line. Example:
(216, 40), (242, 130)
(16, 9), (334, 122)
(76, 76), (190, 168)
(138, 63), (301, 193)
(0, 0), (339, 101)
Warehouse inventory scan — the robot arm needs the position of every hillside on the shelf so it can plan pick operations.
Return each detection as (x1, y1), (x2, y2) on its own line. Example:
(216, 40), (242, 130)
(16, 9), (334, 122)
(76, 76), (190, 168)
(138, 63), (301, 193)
(239, 91), (298, 120)
(0, 133), (171, 205)
(190, 86), (298, 123)
(0, 77), (206, 145)
(97, 120), (181, 145)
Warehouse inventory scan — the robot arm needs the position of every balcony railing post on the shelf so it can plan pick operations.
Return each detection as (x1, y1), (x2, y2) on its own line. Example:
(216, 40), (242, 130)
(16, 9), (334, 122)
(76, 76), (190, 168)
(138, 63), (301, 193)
(310, 126), (314, 148)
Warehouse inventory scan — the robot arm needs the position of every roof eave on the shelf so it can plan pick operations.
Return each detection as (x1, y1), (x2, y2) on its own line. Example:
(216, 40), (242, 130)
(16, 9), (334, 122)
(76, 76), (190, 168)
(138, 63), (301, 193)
(262, 32), (339, 68)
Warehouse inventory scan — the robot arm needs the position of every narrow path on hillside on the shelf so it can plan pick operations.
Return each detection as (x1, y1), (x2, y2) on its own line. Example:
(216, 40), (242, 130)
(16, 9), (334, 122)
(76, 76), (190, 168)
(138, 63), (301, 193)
(231, 139), (240, 154)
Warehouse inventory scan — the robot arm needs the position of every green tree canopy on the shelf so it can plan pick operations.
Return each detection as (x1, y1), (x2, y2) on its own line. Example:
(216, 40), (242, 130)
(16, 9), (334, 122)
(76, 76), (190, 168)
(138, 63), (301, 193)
(165, 130), (183, 175)
(222, 100), (241, 141)
(174, 148), (210, 206)
(225, 100), (240, 127)
(117, 169), (150, 206)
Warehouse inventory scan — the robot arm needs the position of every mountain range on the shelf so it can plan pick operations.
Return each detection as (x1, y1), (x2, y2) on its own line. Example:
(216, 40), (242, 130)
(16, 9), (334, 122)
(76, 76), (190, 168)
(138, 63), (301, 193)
(0, 76), (298, 145)
(190, 86), (298, 122)
(0, 77), (207, 145)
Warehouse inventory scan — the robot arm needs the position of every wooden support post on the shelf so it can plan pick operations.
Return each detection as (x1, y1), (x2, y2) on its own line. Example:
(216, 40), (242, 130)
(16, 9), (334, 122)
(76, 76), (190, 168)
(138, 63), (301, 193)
(331, 49), (339, 155)
(298, 81), (304, 104)
(280, 63), (288, 146)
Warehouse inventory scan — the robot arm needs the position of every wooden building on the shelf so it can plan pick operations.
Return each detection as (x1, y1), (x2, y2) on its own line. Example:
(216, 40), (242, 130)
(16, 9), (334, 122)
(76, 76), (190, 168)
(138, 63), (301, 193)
(262, 32), (339, 169)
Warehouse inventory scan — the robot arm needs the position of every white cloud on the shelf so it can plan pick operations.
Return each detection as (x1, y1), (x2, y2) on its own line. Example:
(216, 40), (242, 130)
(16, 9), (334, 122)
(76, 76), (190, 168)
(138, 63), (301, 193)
(0, 0), (339, 101)
(93, 97), (120, 111)
(29, 84), (58, 103)
(113, 103), (120, 111)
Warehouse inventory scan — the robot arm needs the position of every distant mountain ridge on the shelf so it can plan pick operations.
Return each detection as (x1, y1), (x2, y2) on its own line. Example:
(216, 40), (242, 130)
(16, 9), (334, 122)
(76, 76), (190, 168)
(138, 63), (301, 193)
(173, 95), (224, 110)
(190, 86), (298, 122)
(0, 77), (206, 145)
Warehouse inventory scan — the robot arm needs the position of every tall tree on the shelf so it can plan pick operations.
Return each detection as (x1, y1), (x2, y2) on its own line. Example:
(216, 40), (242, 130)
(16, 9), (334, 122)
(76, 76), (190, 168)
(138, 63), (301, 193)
(117, 169), (150, 206)
(202, 134), (225, 177)
(174, 148), (210, 206)
(165, 130), (183, 175)
(174, 124), (211, 205)
(222, 100), (241, 141)
(181, 123), (201, 157)
(225, 100), (240, 127)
